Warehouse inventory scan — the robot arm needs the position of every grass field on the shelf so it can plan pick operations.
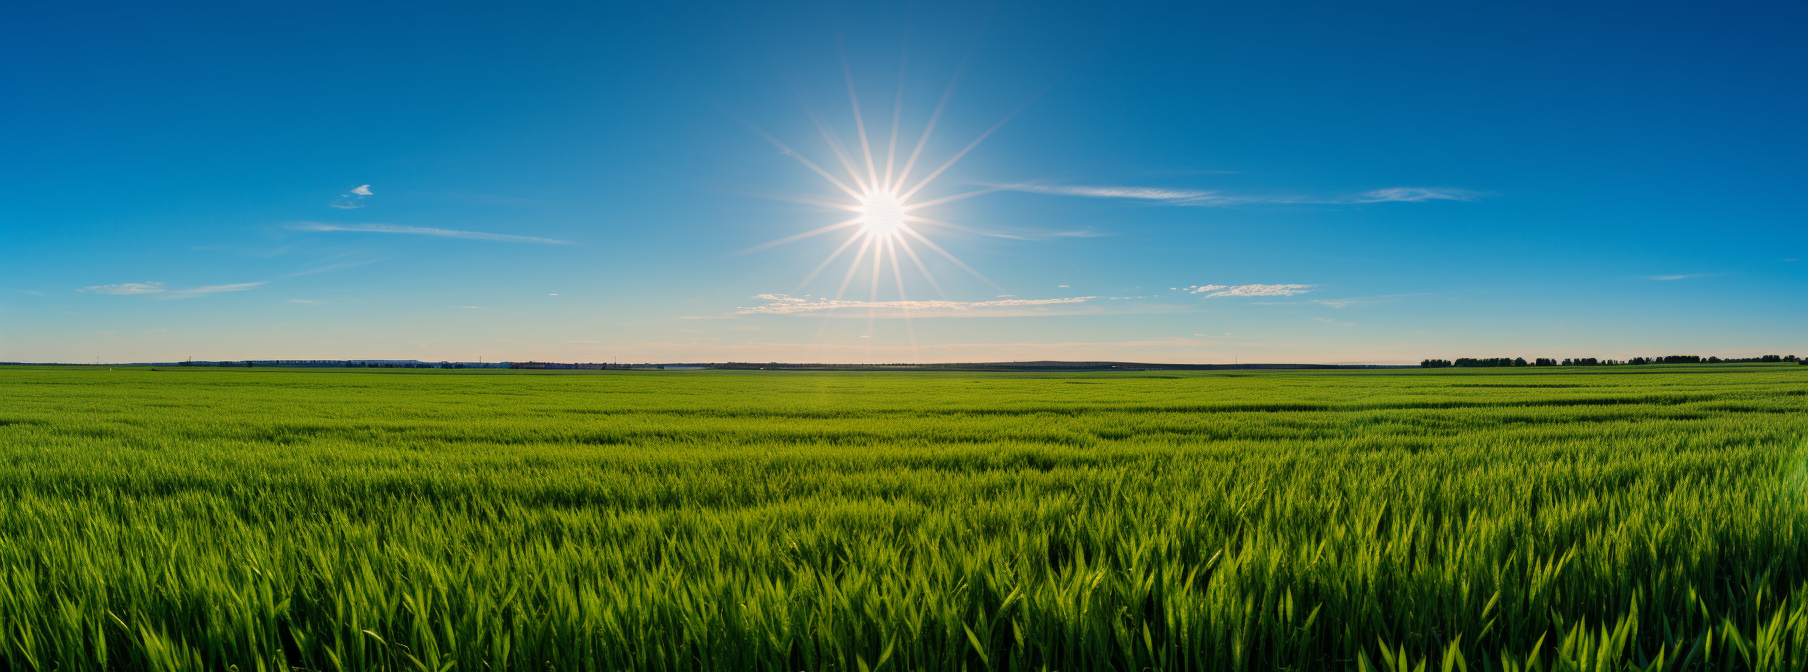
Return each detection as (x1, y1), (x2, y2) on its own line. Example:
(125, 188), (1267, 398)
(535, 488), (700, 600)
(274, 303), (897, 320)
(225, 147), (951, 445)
(1, 364), (1805, 671)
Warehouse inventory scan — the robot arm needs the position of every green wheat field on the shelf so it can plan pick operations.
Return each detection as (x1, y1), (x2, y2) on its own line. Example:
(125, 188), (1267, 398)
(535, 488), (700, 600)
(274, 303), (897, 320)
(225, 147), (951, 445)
(2, 364), (1805, 671)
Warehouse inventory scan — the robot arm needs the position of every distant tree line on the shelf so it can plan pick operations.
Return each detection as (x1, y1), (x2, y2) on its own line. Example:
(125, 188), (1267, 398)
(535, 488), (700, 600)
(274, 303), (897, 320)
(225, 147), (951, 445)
(1422, 354), (1801, 368)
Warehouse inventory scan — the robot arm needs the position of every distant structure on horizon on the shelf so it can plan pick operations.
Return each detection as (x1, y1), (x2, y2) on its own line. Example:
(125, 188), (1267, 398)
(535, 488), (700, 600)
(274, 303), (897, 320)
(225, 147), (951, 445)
(1420, 354), (1801, 368)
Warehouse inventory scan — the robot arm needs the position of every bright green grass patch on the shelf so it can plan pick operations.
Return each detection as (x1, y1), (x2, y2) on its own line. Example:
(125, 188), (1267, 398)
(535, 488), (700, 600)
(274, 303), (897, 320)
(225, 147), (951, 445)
(2, 365), (1805, 670)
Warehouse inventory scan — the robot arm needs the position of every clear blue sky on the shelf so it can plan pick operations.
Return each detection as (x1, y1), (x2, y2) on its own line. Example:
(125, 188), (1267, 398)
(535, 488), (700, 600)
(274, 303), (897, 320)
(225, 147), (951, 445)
(3, 1), (1803, 364)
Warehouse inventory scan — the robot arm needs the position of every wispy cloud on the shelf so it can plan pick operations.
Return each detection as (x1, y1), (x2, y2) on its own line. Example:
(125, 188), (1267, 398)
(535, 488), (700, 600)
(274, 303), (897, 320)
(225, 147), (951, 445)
(331, 184), (373, 209)
(80, 282), (167, 295)
(288, 299), (323, 305)
(964, 228), (1109, 240)
(1642, 273), (1711, 281)
(286, 258), (385, 277)
(82, 281), (265, 299)
(151, 282), (266, 300)
(288, 222), (569, 244)
(1357, 187), (1474, 202)
(995, 183), (1477, 207)
(995, 184), (1238, 205)
(1246, 292), (1428, 308)
(1175, 284), (1316, 297)
(183, 282), (263, 294)
(738, 294), (1096, 317)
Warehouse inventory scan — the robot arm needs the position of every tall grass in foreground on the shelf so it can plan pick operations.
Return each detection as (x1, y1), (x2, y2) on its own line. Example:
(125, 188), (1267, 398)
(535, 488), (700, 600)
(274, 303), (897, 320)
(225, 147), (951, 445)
(1, 365), (1805, 670)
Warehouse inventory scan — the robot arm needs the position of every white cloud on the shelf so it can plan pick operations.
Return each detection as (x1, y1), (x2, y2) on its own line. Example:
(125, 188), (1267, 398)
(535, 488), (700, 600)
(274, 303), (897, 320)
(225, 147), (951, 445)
(1643, 273), (1709, 281)
(1179, 284), (1316, 297)
(738, 293), (1096, 317)
(152, 282), (266, 300)
(1250, 293), (1422, 308)
(994, 183), (1237, 205)
(286, 258), (384, 277)
(1356, 188), (1475, 203)
(185, 282), (263, 294)
(80, 282), (167, 295)
(332, 185), (374, 209)
(288, 222), (569, 244)
(83, 281), (264, 299)
(997, 183), (1477, 207)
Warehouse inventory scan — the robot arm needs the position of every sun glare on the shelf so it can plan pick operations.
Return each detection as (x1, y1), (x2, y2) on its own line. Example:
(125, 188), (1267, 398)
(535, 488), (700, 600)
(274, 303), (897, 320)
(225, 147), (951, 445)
(859, 191), (904, 236)
(742, 56), (1030, 330)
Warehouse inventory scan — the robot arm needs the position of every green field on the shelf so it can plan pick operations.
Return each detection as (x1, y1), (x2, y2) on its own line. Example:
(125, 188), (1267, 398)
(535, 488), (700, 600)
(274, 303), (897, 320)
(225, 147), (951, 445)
(2, 365), (1805, 671)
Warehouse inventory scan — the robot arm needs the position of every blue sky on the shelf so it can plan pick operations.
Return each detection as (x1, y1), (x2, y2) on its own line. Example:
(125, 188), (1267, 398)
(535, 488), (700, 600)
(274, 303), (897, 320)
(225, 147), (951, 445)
(3, 1), (1803, 364)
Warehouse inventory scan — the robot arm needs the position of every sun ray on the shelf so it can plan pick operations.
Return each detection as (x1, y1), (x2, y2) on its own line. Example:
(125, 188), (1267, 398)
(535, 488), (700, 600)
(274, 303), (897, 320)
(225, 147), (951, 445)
(885, 237), (919, 354)
(840, 53), (880, 190)
(869, 233), (885, 302)
(900, 92), (1042, 202)
(866, 230), (886, 333)
(806, 108), (872, 194)
(743, 194), (864, 212)
(889, 58), (965, 193)
(734, 217), (863, 256)
(903, 187), (1000, 211)
(902, 214), (1022, 239)
(883, 49), (906, 192)
(898, 223), (999, 289)
(885, 236), (908, 300)
(793, 229), (867, 295)
(753, 128), (864, 200)
(892, 235), (946, 298)
(835, 234), (876, 300)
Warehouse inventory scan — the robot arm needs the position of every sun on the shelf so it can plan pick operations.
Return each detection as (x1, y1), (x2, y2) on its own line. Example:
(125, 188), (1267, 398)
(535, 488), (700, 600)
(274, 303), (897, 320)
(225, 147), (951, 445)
(740, 57), (1033, 311)
(858, 191), (905, 236)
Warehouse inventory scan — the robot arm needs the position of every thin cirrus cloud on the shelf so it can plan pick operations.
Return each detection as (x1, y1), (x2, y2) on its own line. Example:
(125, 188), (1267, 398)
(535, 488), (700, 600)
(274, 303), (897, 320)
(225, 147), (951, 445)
(79, 281), (265, 299)
(288, 222), (569, 244)
(1357, 187), (1475, 203)
(286, 258), (385, 277)
(152, 282), (266, 300)
(738, 294), (1096, 317)
(1643, 273), (1713, 281)
(78, 282), (168, 295)
(993, 183), (1476, 206)
(1176, 284), (1317, 297)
